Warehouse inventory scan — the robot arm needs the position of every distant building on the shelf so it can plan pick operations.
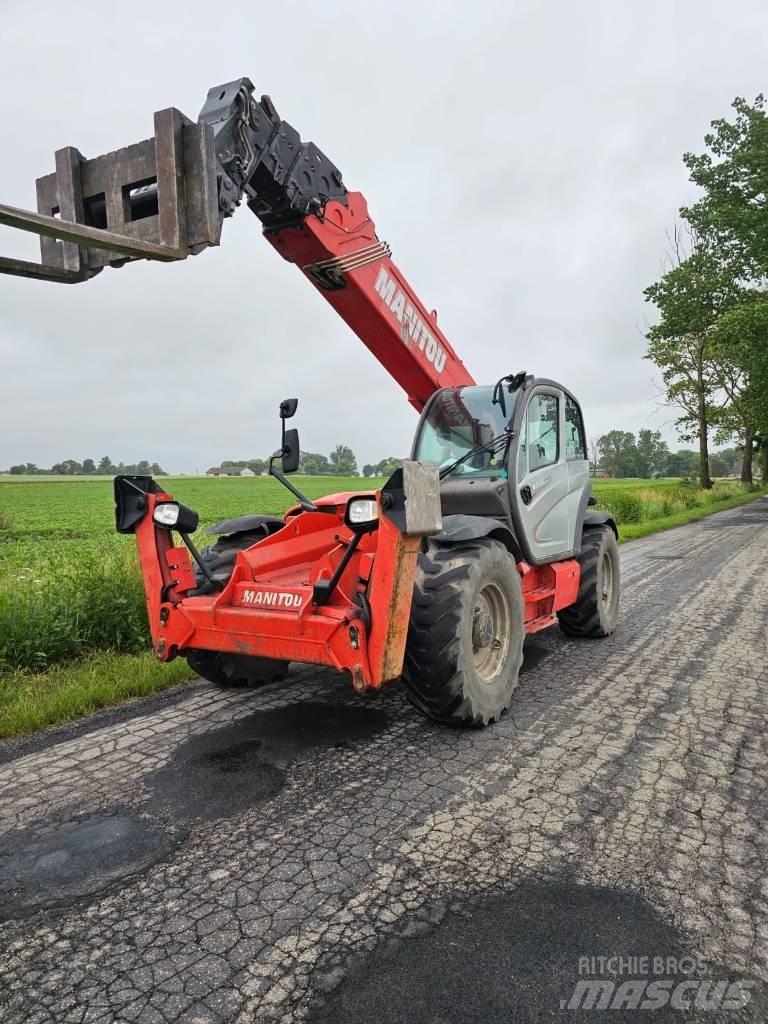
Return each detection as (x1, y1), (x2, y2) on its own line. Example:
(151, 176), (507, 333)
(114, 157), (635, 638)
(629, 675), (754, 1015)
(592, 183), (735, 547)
(205, 466), (242, 477)
(240, 468), (255, 477)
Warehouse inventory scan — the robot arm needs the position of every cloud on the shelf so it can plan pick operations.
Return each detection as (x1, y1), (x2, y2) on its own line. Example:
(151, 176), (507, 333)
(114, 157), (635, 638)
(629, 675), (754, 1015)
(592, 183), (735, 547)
(2, 0), (766, 470)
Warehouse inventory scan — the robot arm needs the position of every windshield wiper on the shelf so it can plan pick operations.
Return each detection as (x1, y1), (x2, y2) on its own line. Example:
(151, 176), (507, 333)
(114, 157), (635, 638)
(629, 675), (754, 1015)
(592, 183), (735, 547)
(439, 430), (515, 480)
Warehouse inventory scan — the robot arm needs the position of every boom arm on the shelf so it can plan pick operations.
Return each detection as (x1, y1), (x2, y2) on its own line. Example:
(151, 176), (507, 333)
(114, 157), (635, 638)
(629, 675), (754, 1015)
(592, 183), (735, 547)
(265, 196), (474, 410)
(0, 77), (475, 410)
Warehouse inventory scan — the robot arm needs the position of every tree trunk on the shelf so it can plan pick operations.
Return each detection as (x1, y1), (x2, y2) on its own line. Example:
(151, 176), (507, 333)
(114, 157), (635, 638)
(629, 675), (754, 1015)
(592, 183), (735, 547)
(697, 378), (712, 489)
(762, 444), (768, 485)
(741, 432), (754, 485)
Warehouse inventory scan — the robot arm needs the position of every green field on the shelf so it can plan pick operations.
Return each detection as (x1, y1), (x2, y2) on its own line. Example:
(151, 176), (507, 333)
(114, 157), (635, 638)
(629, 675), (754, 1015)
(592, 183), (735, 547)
(0, 475), (382, 670)
(0, 473), (763, 737)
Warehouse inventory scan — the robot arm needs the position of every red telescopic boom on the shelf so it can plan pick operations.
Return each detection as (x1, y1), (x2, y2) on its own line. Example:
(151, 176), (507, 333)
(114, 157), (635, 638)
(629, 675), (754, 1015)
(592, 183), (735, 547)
(264, 192), (474, 411)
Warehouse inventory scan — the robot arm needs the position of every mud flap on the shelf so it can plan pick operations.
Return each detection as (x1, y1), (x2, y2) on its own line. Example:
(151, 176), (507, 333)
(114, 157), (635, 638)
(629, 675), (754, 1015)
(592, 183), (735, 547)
(366, 461), (442, 684)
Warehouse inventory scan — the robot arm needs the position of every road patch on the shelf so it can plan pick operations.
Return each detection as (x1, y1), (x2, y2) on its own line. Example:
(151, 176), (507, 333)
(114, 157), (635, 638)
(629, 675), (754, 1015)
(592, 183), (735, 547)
(0, 811), (173, 919)
(144, 700), (391, 822)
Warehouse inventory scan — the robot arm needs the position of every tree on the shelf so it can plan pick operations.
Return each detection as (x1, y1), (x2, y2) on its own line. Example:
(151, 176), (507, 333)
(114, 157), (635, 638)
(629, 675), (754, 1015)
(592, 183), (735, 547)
(9, 465), (25, 475)
(375, 457), (402, 477)
(756, 434), (768, 482)
(709, 447), (739, 478)
(329, 445), (357, 476)
(644, 233), (739, 489)
(664, 449), (700, 478)
(597, 431), (638, 478)
(677, 99), (768, 482)
(50, 459), (83, 475)
(361, 458), (401, 477)
(82, 458), (96, 474)
(710, 292), (768, 484)
(635, 429), (669, 478)
(683, 96), (768, 278)
(588, 436), (601, 477)
(98, 456), (116, 475)
(300, 452), (330, 475)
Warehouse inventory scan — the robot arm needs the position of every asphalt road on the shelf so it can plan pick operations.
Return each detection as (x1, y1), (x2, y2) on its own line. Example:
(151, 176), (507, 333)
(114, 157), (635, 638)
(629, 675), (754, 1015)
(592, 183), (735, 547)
(1, 499), (767, 1023)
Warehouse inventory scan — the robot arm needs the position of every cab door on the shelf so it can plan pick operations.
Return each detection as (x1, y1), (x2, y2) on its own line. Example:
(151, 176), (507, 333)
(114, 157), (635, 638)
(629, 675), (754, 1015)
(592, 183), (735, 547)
(513, 386), (571, 563)
(564, 393), (591, 542)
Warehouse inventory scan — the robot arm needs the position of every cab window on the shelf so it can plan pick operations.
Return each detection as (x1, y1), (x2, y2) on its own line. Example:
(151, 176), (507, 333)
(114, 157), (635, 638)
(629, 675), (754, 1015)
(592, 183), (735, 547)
(565, 396), (586, 460)
(414, 385), (518, 478)
(527, 393), (559, 471)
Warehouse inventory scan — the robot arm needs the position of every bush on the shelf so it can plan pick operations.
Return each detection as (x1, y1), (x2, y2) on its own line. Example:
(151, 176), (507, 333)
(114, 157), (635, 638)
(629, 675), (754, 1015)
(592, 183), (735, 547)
(0, 543), (148, 672)
(595, 481), (755, 526)
(601, 492), (644, 523)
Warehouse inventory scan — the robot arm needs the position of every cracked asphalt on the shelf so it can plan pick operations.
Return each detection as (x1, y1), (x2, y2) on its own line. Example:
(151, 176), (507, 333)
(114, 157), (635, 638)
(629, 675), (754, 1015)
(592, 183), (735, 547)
(1, 499), (767, 1023)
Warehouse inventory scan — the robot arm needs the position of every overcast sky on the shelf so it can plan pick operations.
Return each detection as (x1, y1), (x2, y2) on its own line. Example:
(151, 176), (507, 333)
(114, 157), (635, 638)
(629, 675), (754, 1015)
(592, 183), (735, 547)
(2, 1), (767, 472)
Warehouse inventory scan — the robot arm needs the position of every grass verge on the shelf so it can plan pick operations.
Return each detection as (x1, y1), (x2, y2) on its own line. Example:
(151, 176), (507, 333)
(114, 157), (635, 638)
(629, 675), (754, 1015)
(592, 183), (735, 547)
(0, 650), (196, 740)
(616, 488), (767, 542)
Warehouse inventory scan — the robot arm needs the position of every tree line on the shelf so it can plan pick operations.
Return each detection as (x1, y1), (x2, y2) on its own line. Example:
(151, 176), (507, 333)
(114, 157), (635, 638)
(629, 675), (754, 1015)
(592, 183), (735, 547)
(645, 95), (768, 488)
(219, 445), (360, 476)
(5, 457), (167, 476)
(6, 438), (744, 481)
(592, 429), (741, 479)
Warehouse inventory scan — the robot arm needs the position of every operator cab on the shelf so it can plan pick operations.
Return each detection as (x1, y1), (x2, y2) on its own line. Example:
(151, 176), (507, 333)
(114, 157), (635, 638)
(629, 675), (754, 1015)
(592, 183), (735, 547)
(412, 376), (591, 566)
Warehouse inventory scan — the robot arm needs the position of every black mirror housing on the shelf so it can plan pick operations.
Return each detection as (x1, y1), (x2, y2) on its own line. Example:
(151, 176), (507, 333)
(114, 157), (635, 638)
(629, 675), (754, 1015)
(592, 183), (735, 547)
(282, 428), (301, 473)
(280, 398), (298, 420)
(114, 474), (161, 534)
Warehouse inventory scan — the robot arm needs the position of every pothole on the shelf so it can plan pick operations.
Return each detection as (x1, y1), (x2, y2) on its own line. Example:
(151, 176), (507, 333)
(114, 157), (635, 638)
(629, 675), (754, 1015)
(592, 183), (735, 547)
(0, 812), (173, 919)
(145, 701), (391, 822)
(309, 878), (762, 1022)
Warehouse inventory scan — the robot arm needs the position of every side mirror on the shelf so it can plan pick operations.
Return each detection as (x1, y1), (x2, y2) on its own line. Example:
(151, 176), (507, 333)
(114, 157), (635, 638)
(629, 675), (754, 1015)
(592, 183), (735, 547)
(282, 428), (301, 474)
(280, 398), (298, 420)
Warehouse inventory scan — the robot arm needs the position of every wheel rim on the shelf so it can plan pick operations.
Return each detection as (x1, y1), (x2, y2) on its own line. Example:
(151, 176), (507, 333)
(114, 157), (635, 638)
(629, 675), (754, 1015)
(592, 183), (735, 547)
(472, 581), (511, 683)
(600, 544), (616, 612)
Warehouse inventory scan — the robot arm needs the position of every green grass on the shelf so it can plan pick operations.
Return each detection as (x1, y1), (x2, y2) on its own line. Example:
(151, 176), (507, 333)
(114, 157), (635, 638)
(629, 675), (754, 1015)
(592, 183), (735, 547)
(0, 474), (379, 542)
(615, 487), (766, 541)
(0, 475), (385, 672)
(593, 480), (765, 531)
(0, 543), (148, 672)
(0, 650), (196, 739)
(0, 473), (764, 739)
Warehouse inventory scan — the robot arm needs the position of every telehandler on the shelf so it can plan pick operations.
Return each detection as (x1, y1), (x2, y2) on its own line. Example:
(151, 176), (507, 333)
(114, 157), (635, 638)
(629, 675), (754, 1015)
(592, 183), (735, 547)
(0, 78), (619, 725)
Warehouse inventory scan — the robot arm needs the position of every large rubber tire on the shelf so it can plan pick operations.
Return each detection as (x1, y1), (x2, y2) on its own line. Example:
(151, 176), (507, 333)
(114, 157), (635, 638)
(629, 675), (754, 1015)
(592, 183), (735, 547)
(402, 538), (525, 727)
(557, 526), (620, 638)
(186, 649), (289, 689)
(190, 528), (276, 597)
(185, 529), (289, 688)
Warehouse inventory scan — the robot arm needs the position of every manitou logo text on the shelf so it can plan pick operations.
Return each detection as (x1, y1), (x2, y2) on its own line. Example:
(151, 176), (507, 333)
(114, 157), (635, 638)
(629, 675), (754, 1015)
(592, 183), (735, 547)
(374, 267), (447, 374)
(242, 590), (303, 609)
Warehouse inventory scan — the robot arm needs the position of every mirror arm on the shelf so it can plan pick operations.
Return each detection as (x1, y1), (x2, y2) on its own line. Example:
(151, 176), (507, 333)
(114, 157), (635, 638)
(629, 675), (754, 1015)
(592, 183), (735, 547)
(179, 531), (219, 588)
(268, 455), (318, 512)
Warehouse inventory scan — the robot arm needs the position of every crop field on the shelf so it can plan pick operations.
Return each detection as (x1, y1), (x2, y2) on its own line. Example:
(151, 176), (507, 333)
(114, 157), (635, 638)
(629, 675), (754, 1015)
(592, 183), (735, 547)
(0, 473), (763, 736)
(0, 475), (381, 671)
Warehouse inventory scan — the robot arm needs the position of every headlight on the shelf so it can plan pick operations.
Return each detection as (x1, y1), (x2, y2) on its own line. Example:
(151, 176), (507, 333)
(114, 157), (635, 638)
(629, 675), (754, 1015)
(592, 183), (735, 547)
(347, 498), (378, 525)
(154, 502), (181, 527)
(152, 501), (199, 533)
